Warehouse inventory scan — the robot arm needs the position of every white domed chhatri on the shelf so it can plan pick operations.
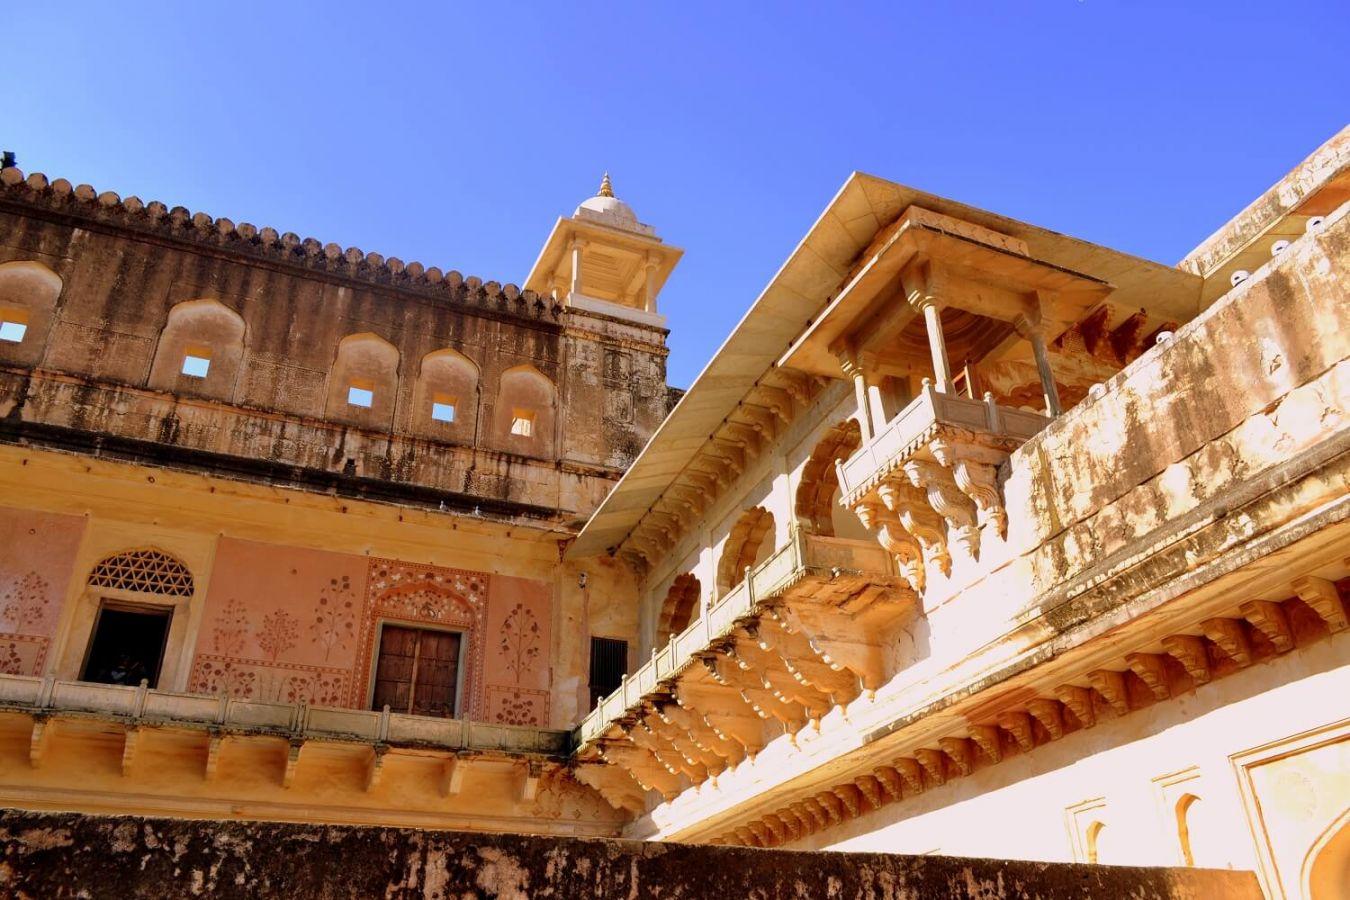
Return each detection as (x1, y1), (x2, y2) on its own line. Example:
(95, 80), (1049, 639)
(573, 173), (652, 236)
(524, 171), (682, 325)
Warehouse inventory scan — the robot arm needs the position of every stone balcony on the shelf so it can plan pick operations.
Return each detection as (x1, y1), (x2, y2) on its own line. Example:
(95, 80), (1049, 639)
(836, 381), (1049, 591)
(573, 530), (914, 812)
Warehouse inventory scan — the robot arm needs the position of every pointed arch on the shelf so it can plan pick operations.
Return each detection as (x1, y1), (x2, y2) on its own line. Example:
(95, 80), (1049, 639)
(325, 332), (400, 429)
(491, 363), (557, 457)
(0, 259), (63, 367)
(717, 507), (775, 597)
(148, 298), (247, 400)
(656, 573), (702, 647)
(795, 419), (863, 536)
(412, 347), (480, 440)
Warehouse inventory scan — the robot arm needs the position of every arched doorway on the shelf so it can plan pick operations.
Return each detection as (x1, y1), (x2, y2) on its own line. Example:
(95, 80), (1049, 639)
(795, 419), (863, 537)
(717, 508), (775, 597)
(656, 573), (701, 647)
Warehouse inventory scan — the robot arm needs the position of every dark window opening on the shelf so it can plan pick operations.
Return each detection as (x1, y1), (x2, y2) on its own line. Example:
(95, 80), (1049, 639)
(371, 624), (462, 718)
(80, 603), (172, 688)
(589, 636), (628, 707)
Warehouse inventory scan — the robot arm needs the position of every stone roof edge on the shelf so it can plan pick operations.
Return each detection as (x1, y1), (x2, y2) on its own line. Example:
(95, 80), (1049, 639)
(0, 167), (563, 324)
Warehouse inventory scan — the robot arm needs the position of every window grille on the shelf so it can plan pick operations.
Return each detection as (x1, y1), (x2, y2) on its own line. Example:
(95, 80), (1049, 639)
(87, 549), (194, 597)
(588, 636), (628, 707)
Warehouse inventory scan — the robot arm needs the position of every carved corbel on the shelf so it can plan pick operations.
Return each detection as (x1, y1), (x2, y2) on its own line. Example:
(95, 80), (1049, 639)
(753, 613), (863, 705)
(282, 739), (304, 789)
(204, 731), (225, 781)
(572, 760), (647, 815)
(746, 821), (772, 847)
(854, 774), (885, 811)
(904, 459), (981, 559)
(1160, 635), (1211, 685)
(877, 476), (951, 576)
(801, 798), (830, 830)
(1026, 699), (1064, 740)
(519, 760), (543, 802)
(969, 725), (1003, 764)
(1240, 600), (1294, 652)
(1201, 618), (1252, 667)
(938, 737), (974, 776)
(441, 754), (469, 796)
(1125, 653), (1171, 700)
(1054, 685), (1096, 728)
(656, 702), (745, 767)
(1087, 669), (1130, 717)
(915, 748), (947, 786)
(727, 630), (834, 719)
(29, 716), (52, 769)
(995, 713), (1034, 753)
(762, 814), (788, 845)
(873, 766), (904, 802)
(121, 726), (141, 778)
(365, 745), (388, 792)
(855, 501), (925, 594)
(750, 385), (794, 424)
(700, 653), (808, 731)
(894, 757), (924, 794)
(768, 603), (886, 694)
(833, 783), (863, 819)
(930, 438), (1008, 539)
(672, 684), (766, 756)
(816, 791), (845, 825)
(627, 720), (706, 783)
(1292, 576), (1347, 632)
(599, 741), (685, 800)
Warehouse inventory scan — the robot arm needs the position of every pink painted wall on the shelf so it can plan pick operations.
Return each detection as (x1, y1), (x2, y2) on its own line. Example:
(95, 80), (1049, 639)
(190, 537), (553, 724)
(0, 505), (86, 676)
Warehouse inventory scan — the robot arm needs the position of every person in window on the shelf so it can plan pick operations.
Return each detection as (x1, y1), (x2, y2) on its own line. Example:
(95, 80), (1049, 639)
(103, 653), (146, 686)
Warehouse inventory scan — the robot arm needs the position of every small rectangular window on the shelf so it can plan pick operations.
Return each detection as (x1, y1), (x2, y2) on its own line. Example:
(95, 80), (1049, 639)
(181, 354), (211, 378)
(0, 320), (26, 344)
(510, 408), (535, 437)
(431, 393), (457, 423)
(588, 636), (628, 707)
(347, 385), (374, 408)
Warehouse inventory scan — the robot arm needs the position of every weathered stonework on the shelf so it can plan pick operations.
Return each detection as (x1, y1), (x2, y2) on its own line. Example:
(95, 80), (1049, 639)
(0, 810), (1262, 899)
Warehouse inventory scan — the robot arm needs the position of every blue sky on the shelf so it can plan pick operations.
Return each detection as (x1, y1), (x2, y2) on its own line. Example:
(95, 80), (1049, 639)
(7, 2), (1347, 387)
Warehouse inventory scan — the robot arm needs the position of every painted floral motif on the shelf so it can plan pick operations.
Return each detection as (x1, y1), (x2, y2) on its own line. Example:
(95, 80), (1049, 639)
(498, 603), (541, 684)
(190, 657), (257, 698)
(211, 597), (250, 656)
(0, 571), (51, 633)
(495, 690), (540, 726)
(257, 610), (299, 662)
(0, 641), (25, 675)
(310, 575), (357, 661)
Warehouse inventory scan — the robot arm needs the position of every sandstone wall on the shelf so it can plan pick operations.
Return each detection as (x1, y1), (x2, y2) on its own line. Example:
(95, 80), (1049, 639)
(0, 810), (1262, 899)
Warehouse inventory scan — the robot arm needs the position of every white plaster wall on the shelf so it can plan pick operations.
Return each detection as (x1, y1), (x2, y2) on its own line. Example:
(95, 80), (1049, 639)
(791, 632), (1349, 884)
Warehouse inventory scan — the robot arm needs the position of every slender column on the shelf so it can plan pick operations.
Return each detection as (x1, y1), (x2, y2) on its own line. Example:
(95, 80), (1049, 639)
(570, 237), (586, 297)
(1015, 314), (1062, 417)
(839, 356), (874, 442)
(865, 382), (889, 434)
(919, 301), (954, 393)
(644, 255), (660, 313)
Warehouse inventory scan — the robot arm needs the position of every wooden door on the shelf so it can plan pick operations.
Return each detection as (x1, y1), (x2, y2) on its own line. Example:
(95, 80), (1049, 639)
(371, 625), (461, 718)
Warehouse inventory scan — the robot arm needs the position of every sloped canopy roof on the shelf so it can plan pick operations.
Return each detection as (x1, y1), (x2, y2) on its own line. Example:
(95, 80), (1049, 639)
(567, 172), (1201, 560)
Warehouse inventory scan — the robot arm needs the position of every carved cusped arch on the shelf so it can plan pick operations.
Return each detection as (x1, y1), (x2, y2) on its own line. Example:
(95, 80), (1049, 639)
(717, 507), (775, 596)
(795, 419), (862, 535)
(656, 573), (702, 647)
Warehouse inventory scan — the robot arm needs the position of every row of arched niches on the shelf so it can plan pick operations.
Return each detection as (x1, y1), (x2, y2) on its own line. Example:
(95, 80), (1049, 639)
(0, 260), (560, 457)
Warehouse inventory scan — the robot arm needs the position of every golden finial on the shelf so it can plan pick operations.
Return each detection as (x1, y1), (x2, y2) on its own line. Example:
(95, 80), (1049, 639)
(597, 172), (614, 198)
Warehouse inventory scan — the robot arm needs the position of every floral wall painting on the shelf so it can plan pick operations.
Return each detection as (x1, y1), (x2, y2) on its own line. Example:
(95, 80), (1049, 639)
(484, 575), (553, 727)
(0, 506), (86, 677)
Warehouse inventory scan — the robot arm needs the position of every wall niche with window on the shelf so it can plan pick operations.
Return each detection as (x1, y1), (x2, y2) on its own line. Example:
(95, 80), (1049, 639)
(0, 260), (63, 369)
(147, 299), (247, 401)
(490, 364), (557, 457)
(410, 348), (479, 442)
(325, 332), (400, 430)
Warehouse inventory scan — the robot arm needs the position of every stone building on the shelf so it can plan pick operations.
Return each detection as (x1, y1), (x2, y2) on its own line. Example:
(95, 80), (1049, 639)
(0, 129), (1345, 898)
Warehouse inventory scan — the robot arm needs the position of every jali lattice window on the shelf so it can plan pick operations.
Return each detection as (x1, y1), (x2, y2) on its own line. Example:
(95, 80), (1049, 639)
(88, 549), (194, 597)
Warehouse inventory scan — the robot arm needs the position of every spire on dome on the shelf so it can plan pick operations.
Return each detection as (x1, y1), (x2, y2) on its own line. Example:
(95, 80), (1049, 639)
(597, 172), (614, 198)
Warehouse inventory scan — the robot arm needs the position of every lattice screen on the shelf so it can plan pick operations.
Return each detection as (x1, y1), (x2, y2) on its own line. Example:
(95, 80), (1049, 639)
(87, 549), (194, 597)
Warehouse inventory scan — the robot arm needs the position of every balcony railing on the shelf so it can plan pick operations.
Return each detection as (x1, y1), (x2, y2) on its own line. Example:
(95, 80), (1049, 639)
(575, 531), (895, 746)
(838, 383), (1049, 503)
(0, 674), (569, 754)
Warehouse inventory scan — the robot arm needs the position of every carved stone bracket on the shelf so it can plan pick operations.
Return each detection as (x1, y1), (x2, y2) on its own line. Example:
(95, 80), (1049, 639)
(877, 477), (951, 576)
(930, 438), (1009, 539)
(904, 459), (981, 559)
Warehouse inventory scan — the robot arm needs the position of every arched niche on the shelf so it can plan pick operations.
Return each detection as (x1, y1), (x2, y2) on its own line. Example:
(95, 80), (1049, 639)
(1305, 808), (1350, 900)
(491, 364), (557, 457)
(325, 333), (400, 430)
(147, 299), (247, 401)
(717, 507), (775, 597)
(411, 348), (480, 441)
(795, 419), (864, 537)
(656, 573), (701, 647)
(0, 260), (63, 369)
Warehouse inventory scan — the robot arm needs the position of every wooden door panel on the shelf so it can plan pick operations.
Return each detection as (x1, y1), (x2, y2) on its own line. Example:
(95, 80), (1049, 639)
(372, 624), (462, 718)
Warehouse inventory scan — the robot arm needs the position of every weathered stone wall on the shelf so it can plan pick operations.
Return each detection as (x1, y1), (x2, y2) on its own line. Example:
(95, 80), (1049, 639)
(0, 810), (1262, 899)
(0, 170), (670, 520)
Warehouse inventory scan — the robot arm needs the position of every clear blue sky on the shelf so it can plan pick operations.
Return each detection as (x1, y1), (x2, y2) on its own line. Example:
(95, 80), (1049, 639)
(7, 2), (1347, 387)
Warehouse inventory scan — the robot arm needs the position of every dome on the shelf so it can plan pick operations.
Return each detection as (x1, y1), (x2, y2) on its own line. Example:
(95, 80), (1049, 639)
(573, 173), (647, 233)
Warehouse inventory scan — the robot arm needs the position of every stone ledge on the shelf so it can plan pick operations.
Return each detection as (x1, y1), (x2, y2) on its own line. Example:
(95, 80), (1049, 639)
(0, 810), (1262, 899)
